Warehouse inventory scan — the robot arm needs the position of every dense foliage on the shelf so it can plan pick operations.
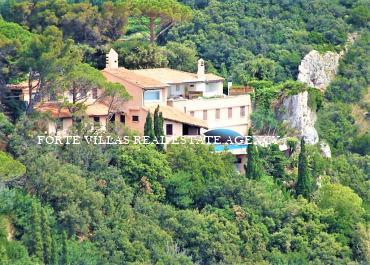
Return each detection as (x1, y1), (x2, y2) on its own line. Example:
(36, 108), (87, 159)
(0, 108), (368, 264)
(0, 0), (369, 264)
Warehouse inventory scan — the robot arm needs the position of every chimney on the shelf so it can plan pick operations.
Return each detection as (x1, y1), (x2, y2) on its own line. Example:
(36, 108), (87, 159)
(106, 48), (118, 69)
(197, 58), (205, 79)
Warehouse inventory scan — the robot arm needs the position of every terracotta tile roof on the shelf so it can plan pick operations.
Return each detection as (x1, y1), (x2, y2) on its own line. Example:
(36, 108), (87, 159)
(35, 101), (110, 118)
(132, 68), (224, 84)
(85, 102), (110, 116)
(148, 105), (208, 128)
(102, 68), (168, 89)
(35, 102), (71, 118)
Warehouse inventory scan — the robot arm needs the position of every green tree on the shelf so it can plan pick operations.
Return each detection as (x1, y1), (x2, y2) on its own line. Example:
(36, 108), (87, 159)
(144, 112), (155, 142)
(0, 151), (26, 184)
(19, 26), (76, 113)
(0, 243), (9, 265)
(245, 128), (263, 179)
(296, 138), (312, 199)
(132, 0), (192, 44)
(114, 41), (168, 69)
(61, 231), (69, 265)
(51, 234), (58, 265)
(30, 202), (43, 261)
(41, 209), (52, 264)
(349, 4), (370, 27)
(260, 144), (288, 182)
(165, 143), (236, 208)
(316, 183), (365, 240)
(102, 82), (130, 128)
(101, 1), (130, 41)
(24, 154), (104, 235)
(117, 144), (170, 200)
(165, 41), (198, 72)
(153, 105), (165, 151)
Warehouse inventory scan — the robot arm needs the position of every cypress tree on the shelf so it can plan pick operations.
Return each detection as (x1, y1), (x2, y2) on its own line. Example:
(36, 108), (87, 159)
(0, 244), (9, 265)
(296, 138), (312, 198)
(144, 112), (155, 142)
(41, 209), (52, 264)
(153, 105), (165, 151)
(153, 105), (160, 137)
(31, 202), (43, 261)
(245, 128), (263, 179)
(61, 231), (69, 265)
(51, 233), (58, 265)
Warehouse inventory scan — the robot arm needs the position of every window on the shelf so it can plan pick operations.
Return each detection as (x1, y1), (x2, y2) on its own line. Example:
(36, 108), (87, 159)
(80, 90), (87, 98)
(109, 114), (115, 123)
(144, 90), (160, 101)
(92, 88), (98, 99)
(72, 117), (82, 125)
(203, 110), (207, 120)
(132, 115), (139, 122)
(206, 84), (218, 93)
(228, 107), (233, 118)
(215, 109), (220, 119)
(190, 111), (194, 117)
(166, 124), (173, 135)
(235, 157), (242, 164)
(240, 106), (246, 117)
(120, 115), (125, 124)
(93, 116), (100, 123)
(56, 119), (63, 130)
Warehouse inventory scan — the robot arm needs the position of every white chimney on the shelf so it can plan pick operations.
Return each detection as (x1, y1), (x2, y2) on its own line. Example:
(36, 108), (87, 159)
(106, 48), (118, 69)
(197, 58), (205, 79)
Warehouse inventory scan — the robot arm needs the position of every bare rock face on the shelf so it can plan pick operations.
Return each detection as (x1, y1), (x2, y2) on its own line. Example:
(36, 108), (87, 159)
(320, 142), (332, 158)
(281, 49), (341, 144)
(279, 91), (319, 144)
(297, 50), (341, 91)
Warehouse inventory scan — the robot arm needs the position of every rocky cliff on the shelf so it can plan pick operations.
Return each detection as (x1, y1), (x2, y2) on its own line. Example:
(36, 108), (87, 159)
(278, 91), (319, 144)
(297, 50), (341, 91)
(278, 48), (345, 144)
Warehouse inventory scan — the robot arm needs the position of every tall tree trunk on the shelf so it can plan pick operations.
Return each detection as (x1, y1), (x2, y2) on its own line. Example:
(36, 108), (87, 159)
(27, 70), (34, 114)
(149, 16), (155, 44)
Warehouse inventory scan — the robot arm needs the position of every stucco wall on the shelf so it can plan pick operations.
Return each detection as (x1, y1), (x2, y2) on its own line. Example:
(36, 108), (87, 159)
(170, 94), (251, 135)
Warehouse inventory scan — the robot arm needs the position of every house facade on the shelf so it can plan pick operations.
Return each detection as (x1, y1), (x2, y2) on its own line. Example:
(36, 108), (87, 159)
(102, 49), (252, 139)
(9, 49), (252, 148)
(101, 50), (208, 139)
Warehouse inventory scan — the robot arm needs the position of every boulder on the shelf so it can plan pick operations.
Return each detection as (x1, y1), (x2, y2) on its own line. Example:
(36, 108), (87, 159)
(320, 142), (332, 158)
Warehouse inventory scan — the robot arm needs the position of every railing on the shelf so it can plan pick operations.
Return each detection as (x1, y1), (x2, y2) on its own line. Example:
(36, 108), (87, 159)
(229, 86), (254, 96)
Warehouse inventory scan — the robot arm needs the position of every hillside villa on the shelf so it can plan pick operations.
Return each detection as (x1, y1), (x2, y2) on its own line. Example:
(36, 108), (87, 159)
(102, 49), (251, 139)
(9, 49), (252, 171)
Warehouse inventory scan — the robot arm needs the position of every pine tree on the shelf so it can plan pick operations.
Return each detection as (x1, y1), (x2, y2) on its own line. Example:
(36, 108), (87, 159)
(41, 209), (52, 264)
(31, 202), (43, 261)
(153, 105), (165, 151)
(61, 231), (69, 265)
(132, 0), (192, 44)
(144, 112), (155, 142)
(296, 138), (312, 198)
(245, 128), (263, 179)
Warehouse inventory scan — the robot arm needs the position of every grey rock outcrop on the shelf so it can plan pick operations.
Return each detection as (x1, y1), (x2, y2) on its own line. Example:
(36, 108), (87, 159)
(278, 91), (319, 144)
(279, 34), (358, 146)
(320, 142), (332, 158)
(297, 50), (341, 91)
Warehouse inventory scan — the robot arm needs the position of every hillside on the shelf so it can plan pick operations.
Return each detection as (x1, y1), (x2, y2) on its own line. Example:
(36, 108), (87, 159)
(0, 0), (369, 264)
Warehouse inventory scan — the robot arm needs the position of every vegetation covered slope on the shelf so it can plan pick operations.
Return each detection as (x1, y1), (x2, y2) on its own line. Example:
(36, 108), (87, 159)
(0, 0), (369, 264)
